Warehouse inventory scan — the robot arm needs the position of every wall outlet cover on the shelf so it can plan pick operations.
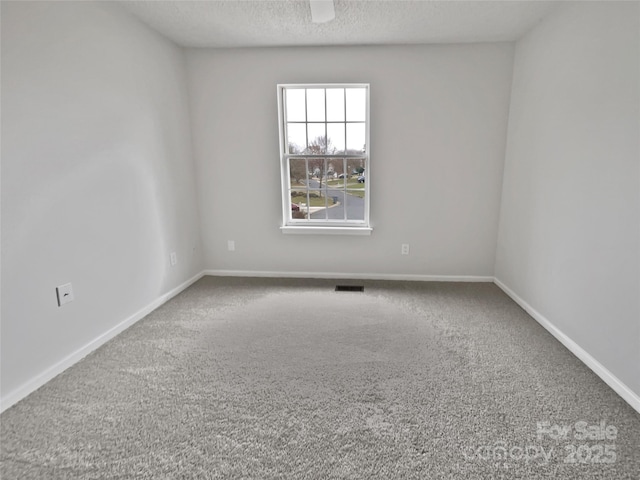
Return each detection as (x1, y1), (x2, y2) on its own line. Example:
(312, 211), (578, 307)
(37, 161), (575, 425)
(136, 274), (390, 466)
(56, 283), (74, 306)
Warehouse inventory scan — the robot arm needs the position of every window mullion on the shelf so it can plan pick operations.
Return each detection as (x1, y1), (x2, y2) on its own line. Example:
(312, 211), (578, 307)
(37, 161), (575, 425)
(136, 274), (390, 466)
(305, 158), (310, 220)
(324, 88), (328, 154)
(343, 88), (347, 154)
(324, 158), (329, 219)
(304, 88), (308, 152)
(343, 157), (347, 221)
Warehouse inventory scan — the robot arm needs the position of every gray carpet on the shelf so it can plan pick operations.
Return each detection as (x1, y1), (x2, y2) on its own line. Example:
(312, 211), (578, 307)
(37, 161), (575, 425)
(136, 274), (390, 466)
(1, 276), (639, 479)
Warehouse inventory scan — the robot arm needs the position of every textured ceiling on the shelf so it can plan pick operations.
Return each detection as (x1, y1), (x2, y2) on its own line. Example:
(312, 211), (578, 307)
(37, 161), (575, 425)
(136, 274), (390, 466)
(120, 0), (561, 48)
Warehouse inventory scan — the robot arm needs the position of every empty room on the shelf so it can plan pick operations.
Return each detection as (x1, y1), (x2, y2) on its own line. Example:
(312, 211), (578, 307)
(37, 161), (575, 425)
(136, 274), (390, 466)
(1, 0), (639, 478)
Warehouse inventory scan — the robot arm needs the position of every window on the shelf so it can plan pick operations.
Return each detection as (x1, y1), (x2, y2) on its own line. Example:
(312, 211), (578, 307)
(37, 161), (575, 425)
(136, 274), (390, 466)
(278, 84), (371, 234)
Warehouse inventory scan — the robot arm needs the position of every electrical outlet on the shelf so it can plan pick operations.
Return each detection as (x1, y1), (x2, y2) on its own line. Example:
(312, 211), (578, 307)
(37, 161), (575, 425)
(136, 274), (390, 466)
(401, 244), (410, 255)
(228, 240), (235, 252)
(170, 252), (177, 266)
(56, 283), (74, 306)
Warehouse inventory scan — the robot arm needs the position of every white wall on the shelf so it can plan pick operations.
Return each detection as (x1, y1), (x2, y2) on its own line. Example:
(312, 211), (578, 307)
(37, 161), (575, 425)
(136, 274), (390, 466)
(187, 44), (514, 278)
(1, 1), (203, 405)
(495, 2), (640, 397)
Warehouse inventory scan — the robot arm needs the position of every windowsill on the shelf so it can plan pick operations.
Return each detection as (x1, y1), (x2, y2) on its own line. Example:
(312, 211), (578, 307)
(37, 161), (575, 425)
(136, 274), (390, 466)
(280, 226), (373, 236)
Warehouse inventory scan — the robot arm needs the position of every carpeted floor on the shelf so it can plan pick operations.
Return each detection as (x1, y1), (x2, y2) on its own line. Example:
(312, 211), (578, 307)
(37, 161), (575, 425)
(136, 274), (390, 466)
(1, 276), (639, 479)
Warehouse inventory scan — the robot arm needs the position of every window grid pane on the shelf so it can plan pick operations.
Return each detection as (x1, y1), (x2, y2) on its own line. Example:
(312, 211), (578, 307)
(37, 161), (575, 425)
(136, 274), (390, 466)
(326, 88), (345, 122)
(346, 88), (367, 122)
(306, 88), (325, 122)
(286, 87), (367, 156)
(286, 156), (366, 222)
(285, 89), (306, 122)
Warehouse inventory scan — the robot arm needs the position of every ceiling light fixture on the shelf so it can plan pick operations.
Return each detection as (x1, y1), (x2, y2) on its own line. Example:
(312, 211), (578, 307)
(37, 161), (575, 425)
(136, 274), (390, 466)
(310, 0), (335, 24)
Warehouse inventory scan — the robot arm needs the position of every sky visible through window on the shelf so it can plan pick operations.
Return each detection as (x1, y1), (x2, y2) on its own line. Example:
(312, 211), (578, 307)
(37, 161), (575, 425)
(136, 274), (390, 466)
(285, 87), (366, 154)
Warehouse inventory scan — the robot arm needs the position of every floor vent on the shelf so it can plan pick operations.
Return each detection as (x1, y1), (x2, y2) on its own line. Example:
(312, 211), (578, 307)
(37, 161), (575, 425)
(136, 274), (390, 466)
(335, 285), (364, 292)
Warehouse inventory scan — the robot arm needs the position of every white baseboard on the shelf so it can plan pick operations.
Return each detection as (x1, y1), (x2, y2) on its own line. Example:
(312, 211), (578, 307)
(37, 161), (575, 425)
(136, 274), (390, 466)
(0, 271), (205, 413)
(494, 277), (640, 415)
(6, 271), (636, 416)
(203, 269), (494, 283)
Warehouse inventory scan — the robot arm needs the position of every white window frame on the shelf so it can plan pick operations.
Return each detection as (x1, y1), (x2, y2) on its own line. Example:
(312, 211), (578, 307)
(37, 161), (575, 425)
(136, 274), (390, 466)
(277, 83), (372, 235)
